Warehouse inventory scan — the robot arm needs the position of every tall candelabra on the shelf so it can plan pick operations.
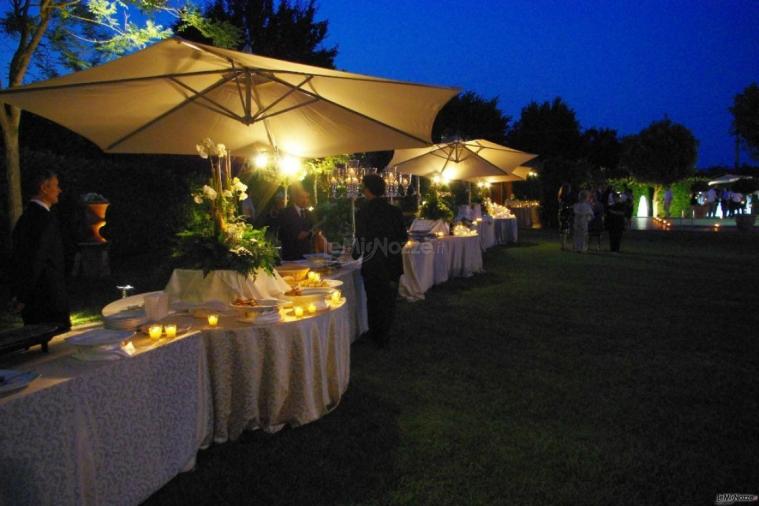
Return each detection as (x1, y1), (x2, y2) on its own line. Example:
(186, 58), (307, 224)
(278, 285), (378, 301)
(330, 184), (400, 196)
(382, 167), (411, 202)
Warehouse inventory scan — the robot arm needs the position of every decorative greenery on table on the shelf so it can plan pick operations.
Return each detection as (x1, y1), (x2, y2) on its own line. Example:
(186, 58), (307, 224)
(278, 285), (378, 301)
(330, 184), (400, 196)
(172, 138), (278, 278)
(419, 188), (454, 222)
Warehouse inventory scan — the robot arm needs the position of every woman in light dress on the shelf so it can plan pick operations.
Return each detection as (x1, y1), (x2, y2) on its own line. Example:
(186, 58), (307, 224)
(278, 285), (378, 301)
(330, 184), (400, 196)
(572, 190), (594, 253)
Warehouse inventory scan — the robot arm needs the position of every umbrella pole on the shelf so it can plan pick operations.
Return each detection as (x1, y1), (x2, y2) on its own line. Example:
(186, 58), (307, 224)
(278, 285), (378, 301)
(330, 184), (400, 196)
(283, 182), (288, 207)
(468, 182), (472, 205)
(313, 177), (318, 205)
(351, 197), (356, 237)
(416, 176), (421, 210)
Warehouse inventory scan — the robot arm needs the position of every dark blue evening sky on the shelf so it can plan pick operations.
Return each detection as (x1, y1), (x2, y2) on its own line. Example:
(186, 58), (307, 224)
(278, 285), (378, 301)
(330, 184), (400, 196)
(317, 0), (759, 169)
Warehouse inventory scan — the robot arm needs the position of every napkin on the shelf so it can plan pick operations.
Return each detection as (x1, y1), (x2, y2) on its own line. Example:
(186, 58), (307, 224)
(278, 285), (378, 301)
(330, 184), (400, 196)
(73, 342), (137, 361)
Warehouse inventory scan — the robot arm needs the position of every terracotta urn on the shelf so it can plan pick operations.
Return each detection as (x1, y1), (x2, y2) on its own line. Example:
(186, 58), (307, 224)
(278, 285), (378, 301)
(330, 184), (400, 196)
(86, 202), (109, 243)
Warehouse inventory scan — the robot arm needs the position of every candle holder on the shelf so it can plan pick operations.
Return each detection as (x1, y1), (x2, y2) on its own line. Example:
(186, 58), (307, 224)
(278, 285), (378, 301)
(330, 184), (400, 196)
(307, 303), (317, 314)
(207, 314), (219, 327)
(148, 324), (163, 341)
(293, 306), (304, 317)
(164, 324), (177, 339)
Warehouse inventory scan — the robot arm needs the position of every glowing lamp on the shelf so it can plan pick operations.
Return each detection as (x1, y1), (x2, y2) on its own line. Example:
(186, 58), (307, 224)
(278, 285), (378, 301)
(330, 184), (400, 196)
(278, 155), (302, 177)
(253, 152), (269, 169)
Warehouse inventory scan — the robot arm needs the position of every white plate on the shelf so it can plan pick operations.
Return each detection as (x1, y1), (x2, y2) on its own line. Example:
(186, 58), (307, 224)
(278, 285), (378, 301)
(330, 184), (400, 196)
(67, 329), (135, 347)
(0, 369), (40, 394)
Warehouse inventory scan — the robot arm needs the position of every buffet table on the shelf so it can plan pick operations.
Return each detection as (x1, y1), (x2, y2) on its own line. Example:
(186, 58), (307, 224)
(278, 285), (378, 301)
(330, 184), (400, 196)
(0, 296), (352, 506)
(493, 218), (518, 244)
(399, 240), (436, 301)
(0, 333), (212, 506)
(507, 205), (541, 229)
(475, 220), (496, 250)
(327, 261), (368, 341)
(437, 235), (484, 278)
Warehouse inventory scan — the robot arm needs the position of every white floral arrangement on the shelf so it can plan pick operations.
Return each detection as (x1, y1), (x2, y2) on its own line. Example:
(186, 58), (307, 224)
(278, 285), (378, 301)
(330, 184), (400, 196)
(453, 223), (478, 237)
(484, 197), (513, 219)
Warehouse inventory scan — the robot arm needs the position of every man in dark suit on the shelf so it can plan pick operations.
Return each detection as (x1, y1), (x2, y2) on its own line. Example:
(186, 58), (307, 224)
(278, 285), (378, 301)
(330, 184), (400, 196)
(352, 174), (408, 348)
(278, 185), (317, 260)
(10, 170), (71, 331)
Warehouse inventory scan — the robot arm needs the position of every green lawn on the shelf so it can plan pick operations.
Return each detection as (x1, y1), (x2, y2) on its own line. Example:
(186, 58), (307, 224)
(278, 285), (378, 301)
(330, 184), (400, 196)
(137, 229), (759, 506)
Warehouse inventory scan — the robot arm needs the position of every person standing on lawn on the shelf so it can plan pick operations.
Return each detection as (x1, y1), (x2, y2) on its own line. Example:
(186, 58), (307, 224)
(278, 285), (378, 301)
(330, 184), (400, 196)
(572, 190), (594, 253)
(607, 193), (627, 253)
(10, 170), (71, 331)
(352, 174), (407, 348)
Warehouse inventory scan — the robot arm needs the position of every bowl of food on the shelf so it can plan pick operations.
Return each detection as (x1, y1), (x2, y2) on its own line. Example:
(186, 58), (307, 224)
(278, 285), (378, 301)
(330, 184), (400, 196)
(283, 286), (333, 306)
(275, 264), (310, 281)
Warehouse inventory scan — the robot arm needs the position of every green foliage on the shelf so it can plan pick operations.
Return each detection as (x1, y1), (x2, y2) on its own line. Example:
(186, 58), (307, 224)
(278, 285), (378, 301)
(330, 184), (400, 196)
(419, 189), (453, 222)
(730, 83), (759, 161)
(432, 91), (510, 144)
(507, 97), (583, 159)
(621, 118), (698, 185)
(176, 0), (337, 67)
(173, 208), (278, 278)
(314, 198), (353, 244)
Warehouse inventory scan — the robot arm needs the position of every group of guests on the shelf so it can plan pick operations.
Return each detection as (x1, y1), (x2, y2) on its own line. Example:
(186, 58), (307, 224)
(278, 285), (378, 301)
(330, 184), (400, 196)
(8, 172), (406, 351)
(693, 187), (749, 218)
(558, 183), (633, 254)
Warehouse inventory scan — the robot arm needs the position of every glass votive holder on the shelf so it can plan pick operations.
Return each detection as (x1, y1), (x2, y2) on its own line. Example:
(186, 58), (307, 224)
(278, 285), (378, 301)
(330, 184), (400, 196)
(307, 272), (317, 282)
(164, 324), (177, 339)
(330, 290), (342, 304)
(307, 303), (317, 314)
(293, 306), (304, 317)
(207, 314), (219, 327)
(148, 324), (163, 341)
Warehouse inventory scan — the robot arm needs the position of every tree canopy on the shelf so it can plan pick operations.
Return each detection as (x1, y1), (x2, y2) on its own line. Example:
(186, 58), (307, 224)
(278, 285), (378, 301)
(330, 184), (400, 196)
(621, 118), (698, 185)
(506, 97), (583, 159)
(175, 0), (337, 68)
(730, 82), (759, 162)
(431, 91), (510, 144)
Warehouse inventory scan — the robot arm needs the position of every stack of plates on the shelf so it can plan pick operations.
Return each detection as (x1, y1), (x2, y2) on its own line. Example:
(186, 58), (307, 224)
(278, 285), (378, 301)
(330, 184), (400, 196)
(67, 329), (137, 361)
(408, 228), (434, 242)
(103, 308), (148, 330)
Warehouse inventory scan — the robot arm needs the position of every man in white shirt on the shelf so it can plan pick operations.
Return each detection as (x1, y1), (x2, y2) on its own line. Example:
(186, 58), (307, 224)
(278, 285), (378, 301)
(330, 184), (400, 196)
(705, 187), (717, 218)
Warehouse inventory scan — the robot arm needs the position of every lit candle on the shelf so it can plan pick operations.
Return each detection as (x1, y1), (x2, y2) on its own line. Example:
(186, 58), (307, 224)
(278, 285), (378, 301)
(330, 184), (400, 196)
(207, 314), (219, 327)
(164, 324), (177, 339)
(148, 325), (163, 340)
(307, 272), (317, 282)
(294, 306), (304, 317)
(307, 303), (317, 314)
(313, 272), (321, 282)
(331, 290), (342, 304)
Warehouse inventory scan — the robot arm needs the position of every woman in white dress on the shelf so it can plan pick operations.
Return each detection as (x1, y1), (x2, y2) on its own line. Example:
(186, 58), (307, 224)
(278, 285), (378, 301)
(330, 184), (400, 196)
(572, 190), (594, 253)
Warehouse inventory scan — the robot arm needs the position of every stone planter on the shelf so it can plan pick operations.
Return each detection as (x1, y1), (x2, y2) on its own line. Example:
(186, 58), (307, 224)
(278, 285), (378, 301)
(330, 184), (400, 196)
(85, 202), (109, 243)
(735, 214), (756, 232)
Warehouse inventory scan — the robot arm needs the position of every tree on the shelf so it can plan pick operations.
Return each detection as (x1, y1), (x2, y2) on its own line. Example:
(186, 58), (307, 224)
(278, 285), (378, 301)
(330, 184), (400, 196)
(730, 83), (759, 162)
(176, 0), (337, 68)
(621, 118), (698, 186)
(580, 127), (624, 181)
(507, 97), (584, 227)
(621, 118), (698, 216)
(1, 0), (239, 240)
(432, 91), (510, 144)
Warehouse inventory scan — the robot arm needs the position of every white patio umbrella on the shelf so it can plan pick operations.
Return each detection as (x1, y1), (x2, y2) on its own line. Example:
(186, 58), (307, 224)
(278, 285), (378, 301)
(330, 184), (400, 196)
(708, 174), (750, 186)
(387, 139), (537, 180)
(466, 165), (535, 184)
(387, 139), (537, 206)
(0, 37), (459, 158)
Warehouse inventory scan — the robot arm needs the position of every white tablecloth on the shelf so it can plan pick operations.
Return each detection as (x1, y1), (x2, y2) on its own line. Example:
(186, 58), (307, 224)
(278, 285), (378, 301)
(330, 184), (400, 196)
(508, 206), (541, 229)
(0, 334), (212, 506)
(476, 220), (496, 250)
(0, 299), (352, 505)
(436, 236), (484, 279)
(399, 241), (436, 301)
(200, 301), (351, 441)
(164, 268), (290, 304)
(328, 261), (368, 341)
(494, 218), (518, 244)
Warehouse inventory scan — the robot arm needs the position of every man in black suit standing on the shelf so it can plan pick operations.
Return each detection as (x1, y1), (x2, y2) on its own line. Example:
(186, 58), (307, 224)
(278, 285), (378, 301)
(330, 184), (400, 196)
(352, 174), (407, 348)
(10, 170), (71, 331)
(278, 185), (316, 260)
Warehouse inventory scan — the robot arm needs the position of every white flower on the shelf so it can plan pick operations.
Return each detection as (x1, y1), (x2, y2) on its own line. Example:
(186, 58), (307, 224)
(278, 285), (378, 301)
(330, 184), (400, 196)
(193, 194), (203, 204)
(232, 177), (241, 185)
(233, 179), (248, 193)
(196, 144), (208, 159)
(217, 144), (227, 157)
(238, 192), (248, 201)
(223, 189), (233, 199)
(202, 185), (217, 200)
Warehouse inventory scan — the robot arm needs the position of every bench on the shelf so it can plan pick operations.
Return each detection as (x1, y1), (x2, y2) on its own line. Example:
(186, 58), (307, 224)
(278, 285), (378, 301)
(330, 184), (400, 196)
(0, 324), (61, 356)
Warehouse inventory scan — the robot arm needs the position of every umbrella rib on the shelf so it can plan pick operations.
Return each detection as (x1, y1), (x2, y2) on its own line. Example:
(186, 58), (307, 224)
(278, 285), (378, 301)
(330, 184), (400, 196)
(0, 69), (230, 95)
(259, 72), (434, 146)
(250, 74), (313, 122)
(106, 73), (239, 151)
(461, 145), (516, 176)
(169, 77), (243, 122)
(391, 147), (448, 169)
(176, 37), (460, 92)
(254, 97), (320, 122)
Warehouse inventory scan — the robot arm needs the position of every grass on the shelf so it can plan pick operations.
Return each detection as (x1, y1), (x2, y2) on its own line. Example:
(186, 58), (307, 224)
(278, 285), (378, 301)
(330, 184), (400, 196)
(3, 230), (757, 504)
(138, 229), (759, 506)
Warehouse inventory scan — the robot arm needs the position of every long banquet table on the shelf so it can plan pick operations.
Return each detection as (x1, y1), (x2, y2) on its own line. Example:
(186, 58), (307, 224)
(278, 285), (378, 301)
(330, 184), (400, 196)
(493, 217), (518, 244)
(399, 234), (484, 301)
(0, 298), (351, 506)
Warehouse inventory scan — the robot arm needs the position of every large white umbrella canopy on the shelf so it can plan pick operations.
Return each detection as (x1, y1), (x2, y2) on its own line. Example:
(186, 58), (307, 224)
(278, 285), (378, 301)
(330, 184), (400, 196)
(707, 174), (750, 186)
(466, 165), (534, 183)
(0, 38), (459, 158)
(387, 139), (537, 180)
